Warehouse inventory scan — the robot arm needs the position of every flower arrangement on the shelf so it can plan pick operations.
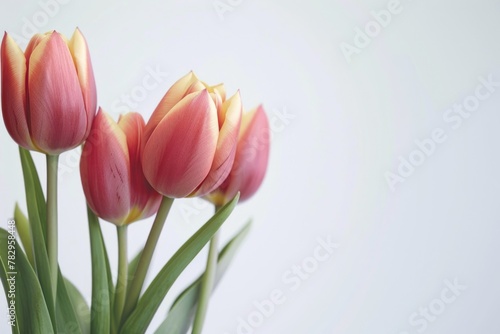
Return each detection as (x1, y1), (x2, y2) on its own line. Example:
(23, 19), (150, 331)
(0, 28), (270, 333)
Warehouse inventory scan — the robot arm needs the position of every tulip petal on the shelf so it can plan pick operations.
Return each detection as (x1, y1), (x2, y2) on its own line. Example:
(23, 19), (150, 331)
(143, 90), (218, 198)
(212, 83), (226, 101)
(203, 82), (226, 117)
(1, 33), (36, 150)
(69, 28), (97, 138)
(24, 33), (47, 60)
(118, 113), (144, 165)
(28, 32), (87, 154)
(143, 71), (204, 146)
(80, 110), (131, 225)
(193, 91), (242, 196)
(218, 105), (270, 202)
(117, 113), (162, 222)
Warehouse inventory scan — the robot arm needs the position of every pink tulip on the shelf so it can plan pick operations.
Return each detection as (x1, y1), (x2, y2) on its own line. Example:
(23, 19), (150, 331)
(207, 105), (270, 205)
(1, 29), (96, 155)
(80, 109), (162, 225)
(142, 72), (241, 198)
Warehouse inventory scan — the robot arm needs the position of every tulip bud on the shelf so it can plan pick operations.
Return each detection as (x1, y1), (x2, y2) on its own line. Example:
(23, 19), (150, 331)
(142, 72), (242, 198)
(207, 105), (270, 205)
(1, 29), (97, 154)
(80, 109), (162, 226)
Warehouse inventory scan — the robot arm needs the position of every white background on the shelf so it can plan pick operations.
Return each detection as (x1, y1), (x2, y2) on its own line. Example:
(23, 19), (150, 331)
(1, 0), (500, 333)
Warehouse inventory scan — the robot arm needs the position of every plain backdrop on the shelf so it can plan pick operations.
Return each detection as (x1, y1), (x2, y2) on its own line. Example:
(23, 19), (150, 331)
(1, 0), (500, 333)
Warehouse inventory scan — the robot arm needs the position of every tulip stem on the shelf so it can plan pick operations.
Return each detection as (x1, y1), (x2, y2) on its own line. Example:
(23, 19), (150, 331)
(121, 196), (174, 324)
(114, 225), (128, 328)
(46, 154), (59, 304)
(191, 205), (222, 334)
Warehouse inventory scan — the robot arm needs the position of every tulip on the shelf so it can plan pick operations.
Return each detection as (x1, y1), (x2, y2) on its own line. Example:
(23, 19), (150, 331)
(192, 105), (269, 334)
(207, 105), (270, 205)
(80, 109), (162, 325)
(1, 29), (97, 154)
(122, 73), (242, 320)
(142, 72), (242, 198)
(80, 109), (162, 226)
(1, 28), (97, 306)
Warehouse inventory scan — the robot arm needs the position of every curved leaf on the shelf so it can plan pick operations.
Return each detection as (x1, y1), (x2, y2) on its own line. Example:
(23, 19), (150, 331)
(56, 269), (84, 334)
(155, 220), (251, 334)
(64, 278), (91, 334)
(0, 228), (54, 333)
(120, 193), (239, 334)
(12, 203), (85, 333)
(126, 249), (143, 296)
(13, 203), (34, 267)
(19, 147), (47, 237)
(87, 206), (112, 333)
(19, 147), (55, 327)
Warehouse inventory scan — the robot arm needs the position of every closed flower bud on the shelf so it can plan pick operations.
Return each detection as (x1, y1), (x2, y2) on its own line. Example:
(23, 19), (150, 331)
(1, 29), (97, 154)
(142, 72), (241, 198)
(207, 105), (270, 205)
(80, 109), (161, 225)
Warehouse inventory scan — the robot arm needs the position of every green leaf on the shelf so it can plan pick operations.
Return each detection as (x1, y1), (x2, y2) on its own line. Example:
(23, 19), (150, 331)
(101, 227), (116, 333)
(19, 147), (47, 238)
(101, 229), (115, 304)
(126, 249), (143, 296)
(18, 147), (56, 327)
(155, 220), (252, 334)
(120, 193), (240, 334)
(0, 228), (54, 333)
(13, 203), (34, 267)
(87, 206), (112, 333)
(56, 269), (84, 334)
(12, 203), (87, 333)
(64, 278), (91, 334)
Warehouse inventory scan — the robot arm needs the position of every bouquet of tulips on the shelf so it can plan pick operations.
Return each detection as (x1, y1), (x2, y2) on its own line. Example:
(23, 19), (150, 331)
(0, 28), (270, 333)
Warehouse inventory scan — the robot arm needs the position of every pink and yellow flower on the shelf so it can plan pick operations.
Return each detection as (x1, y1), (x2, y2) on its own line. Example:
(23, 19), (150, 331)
(207, 105), (270, 205)
(1, 29), (97, 154)
(80, 109), (162, 226)
(142, 72), (242, 198)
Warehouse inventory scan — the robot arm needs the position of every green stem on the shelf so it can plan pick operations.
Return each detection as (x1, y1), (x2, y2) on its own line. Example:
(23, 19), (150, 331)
(121, 196), (174, 324)
(191, 205), (222, 334)
(114, 225), (128, 328)
(46, 154), (59, 304)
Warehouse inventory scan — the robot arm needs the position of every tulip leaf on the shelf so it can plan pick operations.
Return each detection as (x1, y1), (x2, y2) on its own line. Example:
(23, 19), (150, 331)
(154, 220), (252, 334)
(56, 268), (84, 334)
(13, 203), (34, 267)
(102, 227), (116, 333)
(127, 248), (143, 295)
(0, 227), (54, 333)
(87, 206), (112, 333)
(120, 193), (240, 334)
(19, 147), (56, 327)
(64, 277), (91, 334)
(19, 147), (47, 238)
(12, 202), (87, 333)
